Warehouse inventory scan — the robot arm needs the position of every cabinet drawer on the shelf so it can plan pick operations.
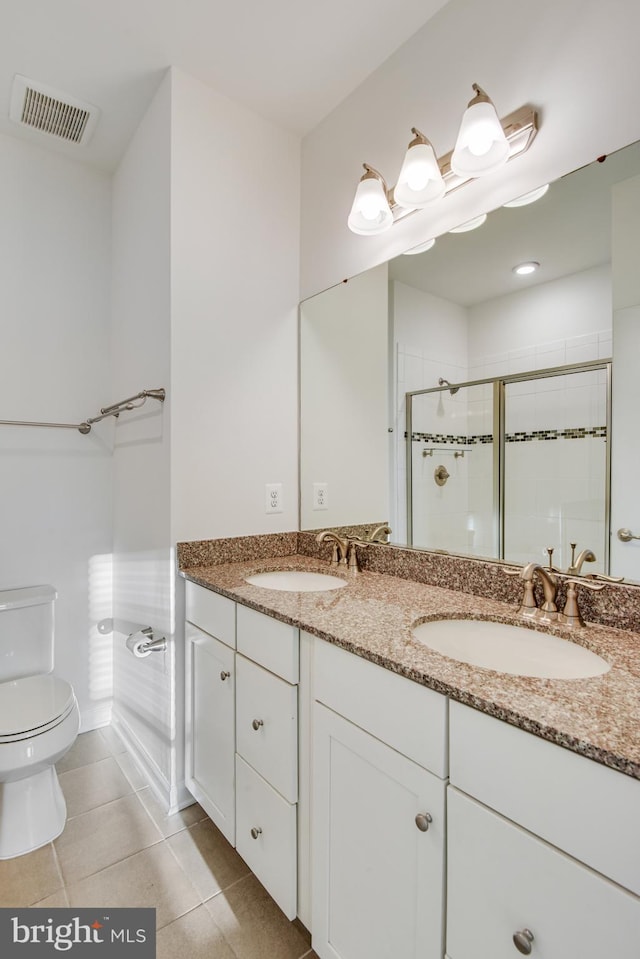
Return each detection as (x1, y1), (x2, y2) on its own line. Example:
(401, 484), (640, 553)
(237, 604), (298, 682)
(447, 787), (640, 959)
(235, 755), (297, 921)
(185, 581), (236, 648)
(449, 701), (640, 894)
(313, 636), (448, 778)
(236, 654), (298, 802)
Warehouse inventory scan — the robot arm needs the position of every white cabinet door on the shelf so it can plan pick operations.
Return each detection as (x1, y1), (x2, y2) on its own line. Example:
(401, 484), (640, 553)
(447, 787), (640, 959)
(185, 623), (235, 844)
(312, 703), (446, 959)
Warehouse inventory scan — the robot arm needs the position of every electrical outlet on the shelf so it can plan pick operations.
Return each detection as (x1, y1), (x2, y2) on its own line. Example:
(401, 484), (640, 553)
(265, 483), (283, 514)
(313, 482), (329, 510)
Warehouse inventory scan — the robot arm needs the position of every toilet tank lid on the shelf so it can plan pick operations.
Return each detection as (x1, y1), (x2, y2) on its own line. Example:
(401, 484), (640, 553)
(0, 585), (57, 610)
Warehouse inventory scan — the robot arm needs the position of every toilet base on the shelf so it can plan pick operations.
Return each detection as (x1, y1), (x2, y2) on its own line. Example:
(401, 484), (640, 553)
(0, 766), (67, 859)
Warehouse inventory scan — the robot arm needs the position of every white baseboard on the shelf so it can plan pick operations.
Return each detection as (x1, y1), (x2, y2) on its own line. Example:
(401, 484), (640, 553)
(108, 712), (195, 815)
(79, 702), (113, 733)
(110, 712), (173, 810)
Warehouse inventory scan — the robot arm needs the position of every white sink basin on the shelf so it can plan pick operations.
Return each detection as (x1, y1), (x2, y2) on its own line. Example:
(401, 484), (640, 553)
(411, 618), (610, 679)
(244, 570), (347, 592)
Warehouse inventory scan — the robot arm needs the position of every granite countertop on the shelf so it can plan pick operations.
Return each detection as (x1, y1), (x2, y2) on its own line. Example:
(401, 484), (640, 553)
(181, 553), (640, 781)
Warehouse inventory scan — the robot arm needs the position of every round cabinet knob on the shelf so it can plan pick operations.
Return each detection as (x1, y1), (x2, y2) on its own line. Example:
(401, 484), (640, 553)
(513, 929), (534, 955)
(415, 812), (433, 832)
(219, 670), (231, 681)
(250, 827), (262, 840)
(252, 719), (264, 731)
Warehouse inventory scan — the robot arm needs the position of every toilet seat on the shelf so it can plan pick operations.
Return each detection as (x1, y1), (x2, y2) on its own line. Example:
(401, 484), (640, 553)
(0, 675), (76, 743)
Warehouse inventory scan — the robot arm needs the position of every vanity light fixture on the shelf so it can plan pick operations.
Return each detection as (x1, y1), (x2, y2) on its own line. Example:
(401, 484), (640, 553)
(449, 213), (487, 233)
(394, 129), (446, 208)
(450, 84), (510, 177)
(347, 85), (538, 236)
(503, 183), (550, 207)
(347, 164), (394, 235)
(402, 237), (436, 255)
(512, 261), (540, 275)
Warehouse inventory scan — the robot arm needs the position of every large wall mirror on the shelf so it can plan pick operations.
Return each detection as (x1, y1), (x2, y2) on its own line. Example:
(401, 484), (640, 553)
(300, 139), (640, 582)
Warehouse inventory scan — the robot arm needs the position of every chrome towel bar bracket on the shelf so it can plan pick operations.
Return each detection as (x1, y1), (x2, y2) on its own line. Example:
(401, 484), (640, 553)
(0, 388), (166, 435)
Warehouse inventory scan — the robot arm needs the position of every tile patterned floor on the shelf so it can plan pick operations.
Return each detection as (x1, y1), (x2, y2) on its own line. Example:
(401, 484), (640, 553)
(0, 729), (317, 959)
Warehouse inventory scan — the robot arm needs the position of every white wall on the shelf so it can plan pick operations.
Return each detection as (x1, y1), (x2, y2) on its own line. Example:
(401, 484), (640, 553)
(111, 73), (174, 802)
(391, 281), (468, 539)
(170, 68), (300, 543)
(301, 0), (640, 299)
(0, 132), (113, 729)
(300, 264), (389, 528)
(109, 68), (302, 809)
(468, 265), (612, 375)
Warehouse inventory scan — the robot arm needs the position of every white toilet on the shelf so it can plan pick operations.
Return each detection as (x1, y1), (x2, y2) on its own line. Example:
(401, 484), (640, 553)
(0, 585), (79, 859)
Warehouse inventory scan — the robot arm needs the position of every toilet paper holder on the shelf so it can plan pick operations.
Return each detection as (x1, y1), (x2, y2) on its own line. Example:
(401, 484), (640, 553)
(126, 626), (167, 657)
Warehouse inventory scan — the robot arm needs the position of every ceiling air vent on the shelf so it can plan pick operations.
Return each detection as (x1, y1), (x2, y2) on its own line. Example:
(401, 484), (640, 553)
(10, 75), (99, 146)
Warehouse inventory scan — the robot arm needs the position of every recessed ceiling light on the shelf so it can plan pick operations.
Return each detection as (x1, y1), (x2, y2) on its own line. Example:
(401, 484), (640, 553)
(512, 261), (540, 275)
(503, 184), (550, 207)
(449, 214), (487, 233)
(403, 238), (436, 255)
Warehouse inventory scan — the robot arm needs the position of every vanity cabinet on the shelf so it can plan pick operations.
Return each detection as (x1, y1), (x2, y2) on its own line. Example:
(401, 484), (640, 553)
(235, 608), (299, 919)
(447, 701), (640, 958)
(185, 582), (300, 919)
(185, 577), (640, 956)
(185, 582), (237, 844)
(447, 787), (640, 959)
(311, 640), (447, 959)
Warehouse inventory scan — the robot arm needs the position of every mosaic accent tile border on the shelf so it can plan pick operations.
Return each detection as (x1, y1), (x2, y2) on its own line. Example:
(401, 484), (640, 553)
(411, 426), (607, 445)
(506, 426), (607, 442)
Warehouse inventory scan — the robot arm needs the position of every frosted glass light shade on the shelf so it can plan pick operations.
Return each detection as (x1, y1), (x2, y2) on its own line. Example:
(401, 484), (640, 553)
(347, 171), (393, 235)
(449, 213), (487, 233)
(394, 139), (445, 208)
(403, 237), (436, 255)
(503, 184), (550, 207)
(451, 97), (509, 177)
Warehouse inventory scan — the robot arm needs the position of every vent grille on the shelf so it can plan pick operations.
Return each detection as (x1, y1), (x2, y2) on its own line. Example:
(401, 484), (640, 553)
(21, 87), (90, 143)
(10, 75), (99, 146)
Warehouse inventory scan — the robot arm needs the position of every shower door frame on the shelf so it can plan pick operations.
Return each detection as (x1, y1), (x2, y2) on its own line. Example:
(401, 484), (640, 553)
(405, 359), (612, 569)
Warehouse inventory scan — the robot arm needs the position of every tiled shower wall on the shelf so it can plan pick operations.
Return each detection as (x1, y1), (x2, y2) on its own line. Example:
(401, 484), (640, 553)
(392, 266), (612, 561)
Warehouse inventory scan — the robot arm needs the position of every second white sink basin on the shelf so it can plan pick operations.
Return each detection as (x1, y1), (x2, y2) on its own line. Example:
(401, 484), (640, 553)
(411, 618), (610, 679)
(245, 570), (347, 592)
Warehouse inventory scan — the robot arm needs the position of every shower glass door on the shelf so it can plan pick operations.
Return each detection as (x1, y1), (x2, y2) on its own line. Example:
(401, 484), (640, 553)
(406, 361), (610, 568)
(503, 365), (610, 571)
(407, 381), (497, 558)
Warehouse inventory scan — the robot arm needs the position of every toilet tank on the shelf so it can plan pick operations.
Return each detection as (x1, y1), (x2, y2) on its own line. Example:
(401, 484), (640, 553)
(0, 585), (56, 681)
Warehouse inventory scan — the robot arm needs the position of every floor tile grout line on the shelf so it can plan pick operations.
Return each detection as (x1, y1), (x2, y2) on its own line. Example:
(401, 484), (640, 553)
(49, 840), (67, 900)
(201, 870), (253, 907)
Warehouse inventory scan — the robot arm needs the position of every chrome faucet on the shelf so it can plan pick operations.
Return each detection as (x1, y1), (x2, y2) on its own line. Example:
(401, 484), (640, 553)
(316, 530), (349, 566)
(567, 543), (596, 576)
(520, 562), (558, 622)
(368, 524), (392, 544)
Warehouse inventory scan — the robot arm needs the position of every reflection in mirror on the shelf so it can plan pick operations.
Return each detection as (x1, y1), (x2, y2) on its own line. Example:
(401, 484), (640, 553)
(406, 363), (610, 575)
(299, 140), (640, 581)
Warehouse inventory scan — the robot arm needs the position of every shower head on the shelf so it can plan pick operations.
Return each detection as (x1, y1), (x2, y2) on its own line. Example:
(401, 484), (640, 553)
(438, 377), (459, 395)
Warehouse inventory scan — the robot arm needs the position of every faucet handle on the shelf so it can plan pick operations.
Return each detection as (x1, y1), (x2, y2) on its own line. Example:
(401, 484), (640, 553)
(561, 577), (606, 627)
(566, 577), (606, 591)
(584, 572), (625, 584)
